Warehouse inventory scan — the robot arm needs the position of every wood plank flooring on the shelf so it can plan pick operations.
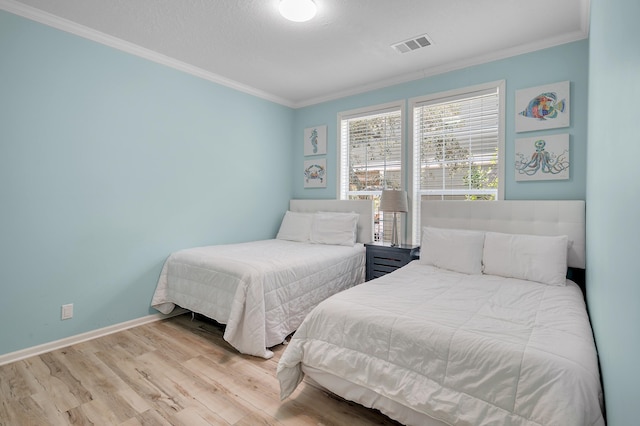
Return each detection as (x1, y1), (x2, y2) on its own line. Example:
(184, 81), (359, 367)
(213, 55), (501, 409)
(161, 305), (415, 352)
(0, 314), (400, 425)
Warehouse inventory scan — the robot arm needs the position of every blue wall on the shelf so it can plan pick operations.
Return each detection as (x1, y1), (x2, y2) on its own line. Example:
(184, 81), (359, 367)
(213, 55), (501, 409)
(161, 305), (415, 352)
(3, 4), (635, 422)
(0, 11), (294, 356)
(292, 41), (589, 203)
(1, 17), (608, 423)
(0, 8), (589, 356)
(587, 0), (640, 424)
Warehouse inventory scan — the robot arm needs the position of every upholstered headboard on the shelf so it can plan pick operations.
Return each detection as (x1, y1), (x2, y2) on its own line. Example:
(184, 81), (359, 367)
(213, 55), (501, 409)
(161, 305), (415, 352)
(421, 200), (586, 269)
(290, 199), (374, 244)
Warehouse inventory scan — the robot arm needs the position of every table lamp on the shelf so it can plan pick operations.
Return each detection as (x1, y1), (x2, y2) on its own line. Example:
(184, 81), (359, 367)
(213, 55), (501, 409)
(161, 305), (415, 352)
(379, 189), (408, 247)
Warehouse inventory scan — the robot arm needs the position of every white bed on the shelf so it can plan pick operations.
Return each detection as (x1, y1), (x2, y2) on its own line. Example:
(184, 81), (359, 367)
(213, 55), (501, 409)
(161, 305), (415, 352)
(151, 199), (373, 359)
(277, 200), (604, 426)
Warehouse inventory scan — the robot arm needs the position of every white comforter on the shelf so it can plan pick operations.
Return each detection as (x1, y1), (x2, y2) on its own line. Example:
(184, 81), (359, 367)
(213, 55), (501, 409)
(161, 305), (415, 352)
(278, 262), (604, 426)
(151, 239), (365, 358)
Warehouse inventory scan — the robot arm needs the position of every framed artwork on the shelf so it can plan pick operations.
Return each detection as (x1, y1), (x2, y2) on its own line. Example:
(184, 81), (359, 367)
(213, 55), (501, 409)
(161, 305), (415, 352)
(303, 158), (327, 188)
(304, 125), (327, 156)
(515, 133), (570, 181)
(515, 81), (570, 132)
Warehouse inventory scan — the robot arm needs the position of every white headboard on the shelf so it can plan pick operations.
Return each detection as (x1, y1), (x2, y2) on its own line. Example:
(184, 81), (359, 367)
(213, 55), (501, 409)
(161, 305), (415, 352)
(290, 199), (374, 244)
(421, 200), (586, 269)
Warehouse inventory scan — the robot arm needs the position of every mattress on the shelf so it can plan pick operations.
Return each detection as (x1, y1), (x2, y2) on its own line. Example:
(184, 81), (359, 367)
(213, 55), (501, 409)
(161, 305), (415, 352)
(151, 239), (365, 358)
(277, 262), (604, 426)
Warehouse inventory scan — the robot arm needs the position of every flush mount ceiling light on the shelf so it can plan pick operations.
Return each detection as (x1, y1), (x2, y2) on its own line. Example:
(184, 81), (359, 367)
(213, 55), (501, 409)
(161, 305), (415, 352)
(279, 0), (317, 22)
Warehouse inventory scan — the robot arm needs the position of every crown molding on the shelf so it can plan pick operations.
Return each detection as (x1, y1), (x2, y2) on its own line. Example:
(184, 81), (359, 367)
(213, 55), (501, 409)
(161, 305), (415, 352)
(0, 0), (295, 108)
(293, 0), (590, 107)
(294, 29), (589, 108)
(2, 0), (589, 110)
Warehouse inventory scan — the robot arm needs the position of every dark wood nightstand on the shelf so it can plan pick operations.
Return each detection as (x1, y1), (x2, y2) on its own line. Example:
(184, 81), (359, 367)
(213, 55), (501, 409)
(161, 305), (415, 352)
(364, 242), (420, 281)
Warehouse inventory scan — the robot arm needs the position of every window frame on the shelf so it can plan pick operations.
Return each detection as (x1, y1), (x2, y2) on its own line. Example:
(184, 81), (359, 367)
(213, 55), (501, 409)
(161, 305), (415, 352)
(408, 80), (505, 244)
(337, 100), (406, 242)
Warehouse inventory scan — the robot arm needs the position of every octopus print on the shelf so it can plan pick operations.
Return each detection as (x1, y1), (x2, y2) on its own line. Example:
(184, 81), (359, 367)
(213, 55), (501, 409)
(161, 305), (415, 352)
(515, 135), (570, 181)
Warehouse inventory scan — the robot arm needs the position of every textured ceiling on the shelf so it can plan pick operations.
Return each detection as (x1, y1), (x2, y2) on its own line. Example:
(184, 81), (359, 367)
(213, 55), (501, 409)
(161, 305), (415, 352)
(3, 0), (590, 107)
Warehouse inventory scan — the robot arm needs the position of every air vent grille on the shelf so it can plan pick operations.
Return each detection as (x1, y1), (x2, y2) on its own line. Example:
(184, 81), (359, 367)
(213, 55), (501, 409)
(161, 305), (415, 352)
(392, 34), (432, 54)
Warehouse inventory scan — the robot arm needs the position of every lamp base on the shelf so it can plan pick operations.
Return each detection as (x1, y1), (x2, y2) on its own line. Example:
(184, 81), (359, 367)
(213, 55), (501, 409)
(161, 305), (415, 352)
(391, 212), (399, 247)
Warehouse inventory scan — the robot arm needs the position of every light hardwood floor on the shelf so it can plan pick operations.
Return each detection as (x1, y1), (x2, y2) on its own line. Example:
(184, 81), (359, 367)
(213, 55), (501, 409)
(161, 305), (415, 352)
(0, 314), (400, 425)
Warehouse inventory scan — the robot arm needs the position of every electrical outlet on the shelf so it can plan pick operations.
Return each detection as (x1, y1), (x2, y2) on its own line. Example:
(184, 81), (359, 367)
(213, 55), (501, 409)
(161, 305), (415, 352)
(61, 303), (73, 320)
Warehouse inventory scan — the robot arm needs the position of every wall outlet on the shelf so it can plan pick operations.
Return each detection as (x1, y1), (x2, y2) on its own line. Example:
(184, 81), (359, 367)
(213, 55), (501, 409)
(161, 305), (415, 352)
(61, 303), (73, 320)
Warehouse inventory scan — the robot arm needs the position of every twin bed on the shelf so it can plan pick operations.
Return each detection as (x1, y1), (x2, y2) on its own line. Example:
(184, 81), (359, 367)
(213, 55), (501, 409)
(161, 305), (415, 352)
(277, 200), (604, 426)
(151, 199), (373, 358)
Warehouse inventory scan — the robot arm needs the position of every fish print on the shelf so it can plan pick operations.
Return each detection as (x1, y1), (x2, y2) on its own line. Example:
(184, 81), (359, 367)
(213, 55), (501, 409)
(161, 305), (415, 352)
(519, 92), (565, 120)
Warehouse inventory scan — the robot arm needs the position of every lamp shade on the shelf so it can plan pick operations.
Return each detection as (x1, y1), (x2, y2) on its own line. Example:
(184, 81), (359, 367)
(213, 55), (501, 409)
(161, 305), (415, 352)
(379, 190), (408, 213)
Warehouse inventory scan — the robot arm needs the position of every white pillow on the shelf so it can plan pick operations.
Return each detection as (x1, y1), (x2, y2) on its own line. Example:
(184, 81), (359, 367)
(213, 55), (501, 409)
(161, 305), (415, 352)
(310, 212), (359, 246)
(482, 232), (568, 286)
(419, 227), (485, 274)
(276, 211), (314, 242)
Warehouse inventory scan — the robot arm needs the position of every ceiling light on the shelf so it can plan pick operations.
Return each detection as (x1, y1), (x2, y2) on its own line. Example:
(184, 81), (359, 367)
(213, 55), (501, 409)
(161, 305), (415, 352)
(279, 0), (317, 22)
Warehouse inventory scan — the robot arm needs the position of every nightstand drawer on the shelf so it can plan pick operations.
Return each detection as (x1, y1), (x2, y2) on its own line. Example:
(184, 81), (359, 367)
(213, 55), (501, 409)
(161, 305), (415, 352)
(370, 263), (401, 280)
(365, 243), (420, 281)
(371, 253), (409, 267)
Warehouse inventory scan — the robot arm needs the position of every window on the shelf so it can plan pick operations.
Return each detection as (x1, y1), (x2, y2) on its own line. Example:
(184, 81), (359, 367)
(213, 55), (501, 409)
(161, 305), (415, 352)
(338, 102), (404, 242)
(410, 81), (505, 243)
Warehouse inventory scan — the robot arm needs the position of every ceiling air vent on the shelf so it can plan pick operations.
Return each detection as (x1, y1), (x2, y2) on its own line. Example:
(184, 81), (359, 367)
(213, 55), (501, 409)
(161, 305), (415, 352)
(392, 34), (432, 54)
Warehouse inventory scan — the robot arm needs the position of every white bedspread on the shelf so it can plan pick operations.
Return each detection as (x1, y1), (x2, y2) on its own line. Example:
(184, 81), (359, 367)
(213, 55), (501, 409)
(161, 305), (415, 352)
(151, 239), (364, 358)
(278, 262), (604, 426)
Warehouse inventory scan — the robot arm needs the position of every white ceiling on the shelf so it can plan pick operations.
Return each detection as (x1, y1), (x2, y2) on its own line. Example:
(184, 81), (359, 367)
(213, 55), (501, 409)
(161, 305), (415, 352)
(2, 0), (590, 108)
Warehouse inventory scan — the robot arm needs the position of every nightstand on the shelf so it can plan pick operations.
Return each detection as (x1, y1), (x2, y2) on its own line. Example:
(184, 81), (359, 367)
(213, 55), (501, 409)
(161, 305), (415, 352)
(364, 242), (420, 281)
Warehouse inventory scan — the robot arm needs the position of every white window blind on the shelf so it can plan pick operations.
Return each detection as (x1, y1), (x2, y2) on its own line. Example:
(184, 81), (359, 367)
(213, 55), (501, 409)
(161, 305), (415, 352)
(339, 102), (404, 242)
(411, 82), (504, 243)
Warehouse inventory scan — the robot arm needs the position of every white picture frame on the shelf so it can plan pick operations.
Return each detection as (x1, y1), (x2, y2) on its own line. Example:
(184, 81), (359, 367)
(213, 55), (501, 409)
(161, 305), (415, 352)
(515, 133), (570, 181)
(304, 125), (327, 156)
(515, 81), (570, 132)
(303, 158), (327, 188)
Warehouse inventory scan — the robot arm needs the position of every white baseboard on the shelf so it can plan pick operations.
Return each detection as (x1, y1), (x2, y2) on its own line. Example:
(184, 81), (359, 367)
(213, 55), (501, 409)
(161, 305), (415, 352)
(0, 308), (188, 366)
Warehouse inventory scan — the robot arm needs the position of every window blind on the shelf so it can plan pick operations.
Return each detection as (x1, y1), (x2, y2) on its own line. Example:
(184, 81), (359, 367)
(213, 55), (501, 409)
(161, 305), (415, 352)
(340, 106), (403, 197)
(411, 82), (504, 243)
(339, 103), (404, 242)
(413, 87), (499, 199)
